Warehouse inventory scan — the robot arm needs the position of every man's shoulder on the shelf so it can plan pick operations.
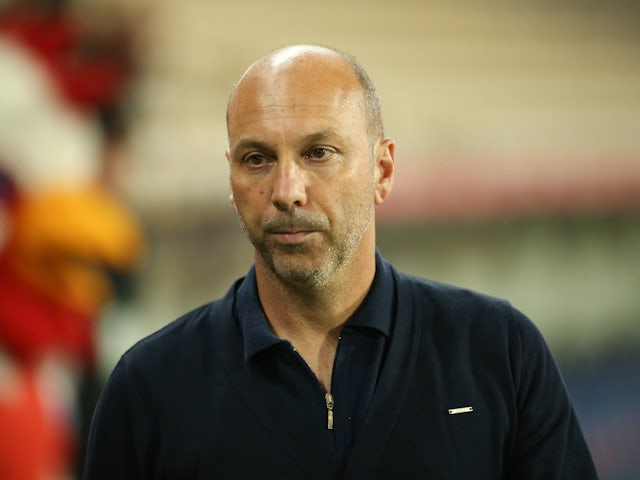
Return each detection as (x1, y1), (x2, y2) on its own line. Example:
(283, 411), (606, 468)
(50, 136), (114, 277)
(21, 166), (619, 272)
(391, 267), (534, 341)
(117, 281), (240, 373)
(392, 266), (547, 368)
(395, 268), (513, 315)
(130, 302), (215, 353)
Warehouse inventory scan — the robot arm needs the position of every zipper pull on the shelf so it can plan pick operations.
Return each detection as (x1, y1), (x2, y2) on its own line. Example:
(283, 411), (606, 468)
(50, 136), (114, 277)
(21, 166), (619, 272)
(325, 392), (334, 430)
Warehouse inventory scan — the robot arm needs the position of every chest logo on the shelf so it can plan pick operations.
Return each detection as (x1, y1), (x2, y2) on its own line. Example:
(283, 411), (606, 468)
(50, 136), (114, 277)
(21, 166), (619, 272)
(448, 406), (474, 415)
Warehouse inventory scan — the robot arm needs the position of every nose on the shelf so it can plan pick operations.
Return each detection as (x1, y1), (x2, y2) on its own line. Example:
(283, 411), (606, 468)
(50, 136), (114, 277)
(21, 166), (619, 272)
(271, 159), (308, 211)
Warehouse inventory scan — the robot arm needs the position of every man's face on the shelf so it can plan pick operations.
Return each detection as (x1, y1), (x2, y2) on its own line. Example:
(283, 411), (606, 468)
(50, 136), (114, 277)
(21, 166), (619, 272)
(226, 55), (380, 289)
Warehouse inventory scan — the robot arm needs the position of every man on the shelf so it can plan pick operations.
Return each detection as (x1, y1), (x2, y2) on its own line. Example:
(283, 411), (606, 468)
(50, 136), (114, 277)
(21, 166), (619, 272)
(83, 45), (598, 479)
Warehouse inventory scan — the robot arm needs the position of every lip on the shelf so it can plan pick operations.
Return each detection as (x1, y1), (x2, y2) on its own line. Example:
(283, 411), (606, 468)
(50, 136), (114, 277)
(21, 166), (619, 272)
(268, 231), (315, 244)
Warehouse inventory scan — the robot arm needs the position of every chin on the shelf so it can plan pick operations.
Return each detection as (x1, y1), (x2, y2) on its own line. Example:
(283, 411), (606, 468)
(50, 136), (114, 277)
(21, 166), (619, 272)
(270, 254), (334, 289)
(278, 268), (330, 290)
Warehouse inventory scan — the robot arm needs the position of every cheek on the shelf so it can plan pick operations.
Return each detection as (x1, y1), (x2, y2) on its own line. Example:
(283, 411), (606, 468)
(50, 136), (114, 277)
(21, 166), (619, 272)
(339, 176), (376, 220)
(230, 181), (268, 215)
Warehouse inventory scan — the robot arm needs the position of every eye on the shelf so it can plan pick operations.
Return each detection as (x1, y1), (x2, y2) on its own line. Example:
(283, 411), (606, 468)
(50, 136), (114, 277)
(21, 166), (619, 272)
(304, 147), (334, 161)
(242, 153), (273, 168)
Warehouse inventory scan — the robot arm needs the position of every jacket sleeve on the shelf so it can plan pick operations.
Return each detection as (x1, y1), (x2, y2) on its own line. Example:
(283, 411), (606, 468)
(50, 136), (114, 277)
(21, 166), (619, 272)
(82, 358), (157, 480)
(506, 310), (599, 479)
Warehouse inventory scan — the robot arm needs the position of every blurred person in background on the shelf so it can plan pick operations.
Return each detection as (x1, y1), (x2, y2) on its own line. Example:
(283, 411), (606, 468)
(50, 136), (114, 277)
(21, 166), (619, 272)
(83, 45), (597, 479)
(0, 1), (144, 479)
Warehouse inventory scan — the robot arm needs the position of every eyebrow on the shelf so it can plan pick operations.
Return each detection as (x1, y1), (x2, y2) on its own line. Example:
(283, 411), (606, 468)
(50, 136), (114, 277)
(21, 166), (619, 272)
(300, 129), (346, 146)
(232, 138), (274, 154)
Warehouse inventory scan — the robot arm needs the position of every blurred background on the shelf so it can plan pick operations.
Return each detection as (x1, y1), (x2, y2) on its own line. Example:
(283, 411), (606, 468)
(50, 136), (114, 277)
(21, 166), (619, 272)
(0, 0), (638, 478)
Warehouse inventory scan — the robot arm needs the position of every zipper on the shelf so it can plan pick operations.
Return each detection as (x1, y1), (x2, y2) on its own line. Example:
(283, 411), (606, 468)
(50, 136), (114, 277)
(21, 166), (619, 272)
(325, 392), (334, 430)
(289, 343), (338, 432)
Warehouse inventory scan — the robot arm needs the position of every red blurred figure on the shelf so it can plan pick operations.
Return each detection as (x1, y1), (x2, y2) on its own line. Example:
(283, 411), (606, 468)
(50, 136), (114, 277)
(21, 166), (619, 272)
(0, 2), (143, 478)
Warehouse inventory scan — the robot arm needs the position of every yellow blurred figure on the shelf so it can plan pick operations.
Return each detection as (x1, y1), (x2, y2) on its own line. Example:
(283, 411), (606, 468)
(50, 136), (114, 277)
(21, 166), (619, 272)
(5, 183), (143, 318)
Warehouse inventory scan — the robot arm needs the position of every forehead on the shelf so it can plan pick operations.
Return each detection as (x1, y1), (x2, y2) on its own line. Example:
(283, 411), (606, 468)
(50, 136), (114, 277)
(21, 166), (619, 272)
(229, 92), (364, 134)
(227, 53), (367, 138)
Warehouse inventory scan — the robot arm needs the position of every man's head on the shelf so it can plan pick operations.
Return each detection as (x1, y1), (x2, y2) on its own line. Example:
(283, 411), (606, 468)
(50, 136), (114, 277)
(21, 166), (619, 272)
(225, 45), (394, 290)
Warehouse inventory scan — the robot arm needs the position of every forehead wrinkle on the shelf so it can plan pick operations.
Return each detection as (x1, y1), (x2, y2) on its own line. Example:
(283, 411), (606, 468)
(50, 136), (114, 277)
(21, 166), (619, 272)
(248, 103), (342, 118)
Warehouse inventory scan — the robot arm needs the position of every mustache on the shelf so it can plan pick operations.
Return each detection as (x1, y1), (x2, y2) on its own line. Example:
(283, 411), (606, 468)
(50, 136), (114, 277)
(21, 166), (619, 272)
(262, 212), (329, 233)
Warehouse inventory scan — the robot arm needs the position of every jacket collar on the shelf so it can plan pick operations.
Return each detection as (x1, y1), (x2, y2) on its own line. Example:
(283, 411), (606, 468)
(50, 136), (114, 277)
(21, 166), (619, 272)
(235, 250), (395, 365)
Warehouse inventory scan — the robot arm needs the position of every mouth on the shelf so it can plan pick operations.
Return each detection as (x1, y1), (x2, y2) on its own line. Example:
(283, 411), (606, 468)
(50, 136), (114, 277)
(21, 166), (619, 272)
(268, 230), (316, 244)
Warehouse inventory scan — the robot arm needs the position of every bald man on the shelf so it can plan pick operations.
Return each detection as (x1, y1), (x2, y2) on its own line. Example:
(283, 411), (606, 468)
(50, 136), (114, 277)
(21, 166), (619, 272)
(83, 45), (598, 479)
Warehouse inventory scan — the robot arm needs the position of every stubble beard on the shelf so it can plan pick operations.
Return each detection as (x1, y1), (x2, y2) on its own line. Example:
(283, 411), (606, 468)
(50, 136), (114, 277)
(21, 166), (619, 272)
(238, 196), (375, 291)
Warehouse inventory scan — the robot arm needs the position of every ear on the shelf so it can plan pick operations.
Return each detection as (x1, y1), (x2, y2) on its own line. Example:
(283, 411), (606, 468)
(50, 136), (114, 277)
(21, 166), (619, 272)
(226, 149), (237, 210)
(373, 138), (395, 205)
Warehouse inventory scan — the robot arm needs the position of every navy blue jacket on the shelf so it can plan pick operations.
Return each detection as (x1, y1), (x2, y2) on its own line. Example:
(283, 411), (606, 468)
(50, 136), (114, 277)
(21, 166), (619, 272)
(83, 259), (598, 479)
